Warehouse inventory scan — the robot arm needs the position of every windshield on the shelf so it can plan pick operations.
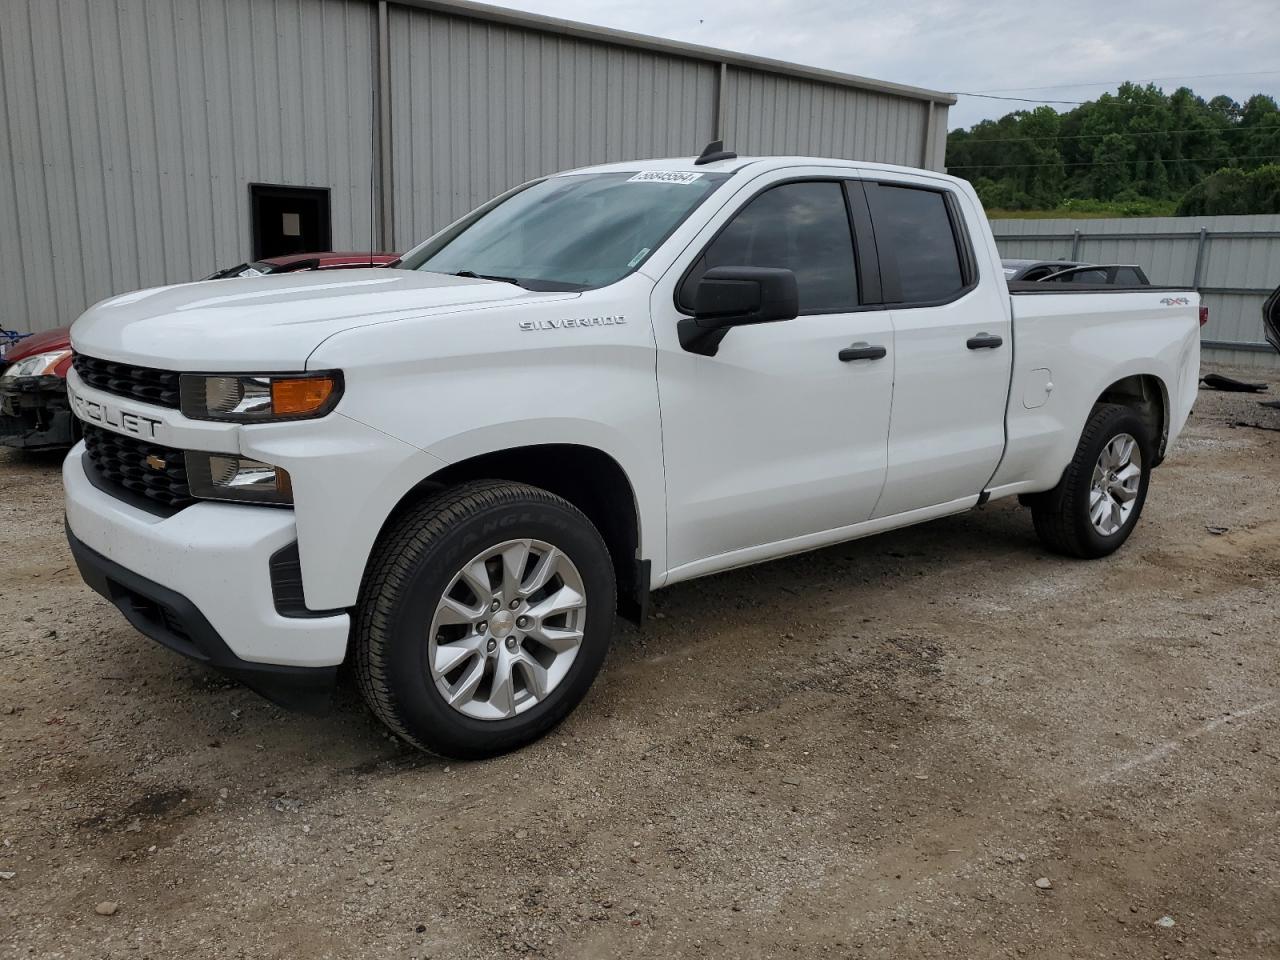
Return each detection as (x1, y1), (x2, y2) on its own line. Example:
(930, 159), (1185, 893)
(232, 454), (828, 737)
(400, 171), (730, 291)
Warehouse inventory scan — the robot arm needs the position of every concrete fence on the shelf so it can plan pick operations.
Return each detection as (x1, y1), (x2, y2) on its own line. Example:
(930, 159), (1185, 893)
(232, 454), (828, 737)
(991, 214), (1280, 371)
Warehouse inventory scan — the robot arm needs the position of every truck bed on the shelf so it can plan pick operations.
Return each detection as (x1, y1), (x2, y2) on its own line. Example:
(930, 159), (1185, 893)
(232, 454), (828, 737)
(988, 286), (1202, 498)
(1007, 282), (1194, 295)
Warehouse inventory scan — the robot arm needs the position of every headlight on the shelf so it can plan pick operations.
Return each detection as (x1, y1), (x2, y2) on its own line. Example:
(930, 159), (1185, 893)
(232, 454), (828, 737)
(1, 348), (72, 381)
(185, 453), (293, 506)
(179, 371), (342, 422)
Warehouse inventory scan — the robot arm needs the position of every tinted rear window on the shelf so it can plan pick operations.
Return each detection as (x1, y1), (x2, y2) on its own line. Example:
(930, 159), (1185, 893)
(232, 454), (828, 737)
(866, 185), (966, 304)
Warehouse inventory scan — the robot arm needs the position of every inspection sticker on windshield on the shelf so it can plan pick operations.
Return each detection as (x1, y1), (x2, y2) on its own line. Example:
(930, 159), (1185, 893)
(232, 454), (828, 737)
(627, 171), (703, 185)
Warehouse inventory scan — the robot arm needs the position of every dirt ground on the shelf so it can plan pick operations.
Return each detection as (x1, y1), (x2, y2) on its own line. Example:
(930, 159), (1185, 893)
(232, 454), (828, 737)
(2, 369), (1279, 959)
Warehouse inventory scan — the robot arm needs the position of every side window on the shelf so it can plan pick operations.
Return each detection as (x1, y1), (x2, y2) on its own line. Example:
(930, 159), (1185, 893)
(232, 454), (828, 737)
(684, 181), (858, 314)
(866, 184), (968, 304)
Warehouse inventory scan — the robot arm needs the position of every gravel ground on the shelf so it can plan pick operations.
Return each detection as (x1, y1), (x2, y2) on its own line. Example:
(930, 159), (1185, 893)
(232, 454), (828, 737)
(2, 370), (1279, 959)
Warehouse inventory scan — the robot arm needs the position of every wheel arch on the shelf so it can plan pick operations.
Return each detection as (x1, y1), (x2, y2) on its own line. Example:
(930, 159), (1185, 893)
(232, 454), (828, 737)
(1095, 373), (1170, 464)
(371, 443), (649, 625)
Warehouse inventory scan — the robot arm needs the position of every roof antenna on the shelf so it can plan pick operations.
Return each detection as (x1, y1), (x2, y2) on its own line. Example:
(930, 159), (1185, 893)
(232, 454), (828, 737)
(694, 139), (737, 165)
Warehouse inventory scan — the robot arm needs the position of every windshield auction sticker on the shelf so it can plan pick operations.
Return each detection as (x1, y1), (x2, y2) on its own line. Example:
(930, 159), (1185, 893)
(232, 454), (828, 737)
(627, 171), (703, 185)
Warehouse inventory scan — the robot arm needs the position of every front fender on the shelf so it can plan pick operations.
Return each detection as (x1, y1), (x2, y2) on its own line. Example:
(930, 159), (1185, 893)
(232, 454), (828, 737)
(306, 278), (666, 592)
(420, 417), (665, 583)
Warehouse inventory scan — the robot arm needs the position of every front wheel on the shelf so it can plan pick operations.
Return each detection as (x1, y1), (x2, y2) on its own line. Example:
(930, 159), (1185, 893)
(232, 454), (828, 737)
(1030, 403), (1153, 559)
(354, 481), (616, 758)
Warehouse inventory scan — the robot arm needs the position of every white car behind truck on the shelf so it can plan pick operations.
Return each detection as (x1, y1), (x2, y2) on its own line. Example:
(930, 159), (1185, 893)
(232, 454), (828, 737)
(63, 146), (1200, 758)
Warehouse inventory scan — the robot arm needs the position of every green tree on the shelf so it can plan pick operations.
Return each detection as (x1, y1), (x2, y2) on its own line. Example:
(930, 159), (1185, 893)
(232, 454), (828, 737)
(1239, 95), (1280, 166)
(946, 83), (1280, 215)
(1090, 133), (1133, 200)
(1174, 165), (1280, 216)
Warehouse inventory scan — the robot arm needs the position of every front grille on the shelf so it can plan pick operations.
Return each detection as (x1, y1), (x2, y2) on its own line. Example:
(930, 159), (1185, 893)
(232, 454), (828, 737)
(82, 424), (195, 509)
(73, 353), (181, 409)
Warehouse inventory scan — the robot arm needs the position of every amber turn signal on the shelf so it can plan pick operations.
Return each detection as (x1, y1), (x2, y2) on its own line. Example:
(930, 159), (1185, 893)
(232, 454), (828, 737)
(271, 376), (336, 416)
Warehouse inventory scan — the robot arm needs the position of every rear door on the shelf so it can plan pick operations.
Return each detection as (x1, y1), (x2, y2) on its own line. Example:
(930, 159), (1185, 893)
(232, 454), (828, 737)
(862, 176), (1013, 518)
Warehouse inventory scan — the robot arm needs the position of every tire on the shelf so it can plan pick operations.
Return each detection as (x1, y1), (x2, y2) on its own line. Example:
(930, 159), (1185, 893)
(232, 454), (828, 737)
(1030, 403), (1153, 559)
(354, 480), (616, 759)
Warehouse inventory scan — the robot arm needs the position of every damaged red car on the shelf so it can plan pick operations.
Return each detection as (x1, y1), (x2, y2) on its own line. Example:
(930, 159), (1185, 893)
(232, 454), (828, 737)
(0, 252), (397, 450)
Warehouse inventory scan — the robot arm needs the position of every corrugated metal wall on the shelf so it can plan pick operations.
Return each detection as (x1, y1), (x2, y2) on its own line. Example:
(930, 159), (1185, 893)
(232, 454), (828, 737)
(0, 0), (949, 335)
(0, 0), (377, 335)
(721, 67), (929, 168)
(992, 215), (1280, 370)
(384, 6), (945, 250)
(386, 6), (718, 246)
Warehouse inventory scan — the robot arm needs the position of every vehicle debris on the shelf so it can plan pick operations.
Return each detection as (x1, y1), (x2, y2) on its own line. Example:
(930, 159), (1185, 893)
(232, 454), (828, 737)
(1201, 373), (1269, 393)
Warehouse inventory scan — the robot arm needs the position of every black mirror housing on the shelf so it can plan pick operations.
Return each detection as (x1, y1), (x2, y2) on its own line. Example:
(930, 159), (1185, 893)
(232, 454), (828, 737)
(680, 266), (799, 356)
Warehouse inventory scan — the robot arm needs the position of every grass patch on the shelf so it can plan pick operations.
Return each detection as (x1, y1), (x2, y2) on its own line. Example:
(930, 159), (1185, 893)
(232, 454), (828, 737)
(987, 198), (1180, 220)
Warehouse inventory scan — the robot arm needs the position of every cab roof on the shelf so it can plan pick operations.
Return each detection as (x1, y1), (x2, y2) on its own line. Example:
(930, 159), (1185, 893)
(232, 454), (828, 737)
(560, 154), (964, 187)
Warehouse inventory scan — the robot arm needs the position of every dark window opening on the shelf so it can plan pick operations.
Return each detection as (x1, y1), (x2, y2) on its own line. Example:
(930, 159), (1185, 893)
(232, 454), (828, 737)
(249, 184), (331, 260)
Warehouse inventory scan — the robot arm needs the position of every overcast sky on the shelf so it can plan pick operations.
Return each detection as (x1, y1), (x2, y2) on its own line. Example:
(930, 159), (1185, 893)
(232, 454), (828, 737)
(487, 0), (1280, 130)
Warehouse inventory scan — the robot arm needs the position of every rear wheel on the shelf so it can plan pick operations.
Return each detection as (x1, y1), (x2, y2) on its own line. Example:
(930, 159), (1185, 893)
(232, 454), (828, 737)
(1030, 403), (1152, 559)
(354, 481), (616, 758)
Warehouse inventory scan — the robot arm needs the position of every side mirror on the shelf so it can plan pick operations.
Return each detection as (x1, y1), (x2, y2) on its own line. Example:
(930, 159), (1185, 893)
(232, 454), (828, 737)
(678, 266), (799, 356)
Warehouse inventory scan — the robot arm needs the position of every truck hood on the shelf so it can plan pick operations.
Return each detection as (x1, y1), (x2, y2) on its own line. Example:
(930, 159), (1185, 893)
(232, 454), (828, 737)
(70, 269), (573, 369)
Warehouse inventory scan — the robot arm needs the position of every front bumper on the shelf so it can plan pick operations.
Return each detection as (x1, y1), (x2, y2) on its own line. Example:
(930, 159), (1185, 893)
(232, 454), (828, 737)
(0, 375), (77, 449)
(63, 447), (350, 706)
(67, 526), (338, 712)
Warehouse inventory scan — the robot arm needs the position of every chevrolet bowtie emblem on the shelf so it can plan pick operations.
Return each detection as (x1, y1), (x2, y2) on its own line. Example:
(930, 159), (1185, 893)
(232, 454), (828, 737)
(145, 454), (167, 471)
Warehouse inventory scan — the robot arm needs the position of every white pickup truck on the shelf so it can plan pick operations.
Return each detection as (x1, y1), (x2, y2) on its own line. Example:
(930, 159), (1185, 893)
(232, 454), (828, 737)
(63, 149), (1200, 758)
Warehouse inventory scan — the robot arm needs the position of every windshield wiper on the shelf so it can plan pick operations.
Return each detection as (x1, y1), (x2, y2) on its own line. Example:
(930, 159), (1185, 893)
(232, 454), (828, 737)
(454, 269), (527, 288)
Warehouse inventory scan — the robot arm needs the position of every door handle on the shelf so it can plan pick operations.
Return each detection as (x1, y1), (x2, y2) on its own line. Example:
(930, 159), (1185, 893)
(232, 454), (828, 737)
(839, 342), (887, 362)
(966, 332), (1004, 350)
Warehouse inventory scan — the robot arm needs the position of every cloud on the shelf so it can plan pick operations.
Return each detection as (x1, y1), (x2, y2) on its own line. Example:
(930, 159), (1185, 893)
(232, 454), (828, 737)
(485, 0), (1280, 130)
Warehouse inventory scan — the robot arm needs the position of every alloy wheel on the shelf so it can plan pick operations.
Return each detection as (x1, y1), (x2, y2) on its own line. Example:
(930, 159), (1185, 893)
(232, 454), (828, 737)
(1089, 432), (1142, 536)
(427, 539), (586, 720)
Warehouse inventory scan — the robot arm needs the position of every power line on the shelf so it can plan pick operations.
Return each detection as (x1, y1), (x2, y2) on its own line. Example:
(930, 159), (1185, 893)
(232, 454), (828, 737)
(952, 125), (1264, 146)
(947, 153), (1280, 171)
(973, 70), (1280, 95)
(950, 91), (1224, 109)
(953, 92), (1086, 105)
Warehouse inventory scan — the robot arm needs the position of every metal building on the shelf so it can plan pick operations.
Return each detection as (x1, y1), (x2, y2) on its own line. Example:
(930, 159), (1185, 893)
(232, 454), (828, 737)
(993, 214), (1280, 370)
(0, 0), (954, 335)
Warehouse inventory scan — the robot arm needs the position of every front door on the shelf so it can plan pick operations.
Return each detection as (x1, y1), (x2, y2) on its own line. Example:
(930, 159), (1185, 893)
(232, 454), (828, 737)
(653, 176), (895, 575)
